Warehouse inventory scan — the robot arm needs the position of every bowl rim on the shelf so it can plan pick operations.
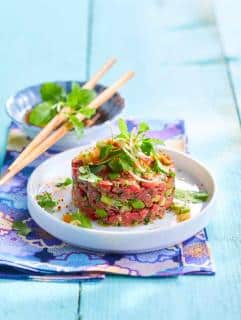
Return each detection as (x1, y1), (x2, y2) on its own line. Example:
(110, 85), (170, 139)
(5, 80), (125, 133)
(27, 145), (217, 236)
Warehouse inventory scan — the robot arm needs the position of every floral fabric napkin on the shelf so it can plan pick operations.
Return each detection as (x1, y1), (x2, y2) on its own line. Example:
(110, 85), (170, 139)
(0, 120), (215, 281)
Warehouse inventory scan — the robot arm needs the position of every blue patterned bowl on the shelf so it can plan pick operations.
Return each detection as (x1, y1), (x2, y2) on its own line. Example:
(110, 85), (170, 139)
(5, 81), (125, 150)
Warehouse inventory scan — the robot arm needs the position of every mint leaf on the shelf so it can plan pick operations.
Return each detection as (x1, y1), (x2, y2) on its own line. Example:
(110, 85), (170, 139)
(67, 83), (96, 109)
(12, 221), (31, 236)
(69, 115), (84, 138)
(40, 82), (64, 102)
(56, 177), (72, 188)
(29, 102), (57, 127)
(36, 192), (58, 211)
(78, 166), (102, 183)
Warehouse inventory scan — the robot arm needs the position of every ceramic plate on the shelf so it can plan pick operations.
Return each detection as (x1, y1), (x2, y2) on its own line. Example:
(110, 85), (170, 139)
(27, 146), (216, 253)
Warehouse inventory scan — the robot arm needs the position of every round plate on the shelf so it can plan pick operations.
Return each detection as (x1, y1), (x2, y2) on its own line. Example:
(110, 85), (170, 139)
(27, 146), (216, 253)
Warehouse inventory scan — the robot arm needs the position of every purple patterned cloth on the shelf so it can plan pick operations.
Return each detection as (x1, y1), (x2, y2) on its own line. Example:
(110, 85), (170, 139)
(0, 120), (215, 281)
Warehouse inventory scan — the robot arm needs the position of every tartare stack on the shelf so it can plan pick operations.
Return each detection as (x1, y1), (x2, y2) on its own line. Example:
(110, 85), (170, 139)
(72, 120), (175, 226)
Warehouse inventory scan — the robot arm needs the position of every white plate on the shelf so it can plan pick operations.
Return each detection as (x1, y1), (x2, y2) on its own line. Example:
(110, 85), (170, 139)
(27, 146), (216, 253)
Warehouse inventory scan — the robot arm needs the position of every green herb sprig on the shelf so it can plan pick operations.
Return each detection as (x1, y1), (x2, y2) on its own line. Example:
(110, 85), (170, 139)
(28, 82), (96, 136)
(36, 192), (58, 211)
(12, 221), (32, 236)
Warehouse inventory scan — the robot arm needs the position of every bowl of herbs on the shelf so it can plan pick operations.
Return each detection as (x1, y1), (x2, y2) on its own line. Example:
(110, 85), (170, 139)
(5, 81), (125, 150)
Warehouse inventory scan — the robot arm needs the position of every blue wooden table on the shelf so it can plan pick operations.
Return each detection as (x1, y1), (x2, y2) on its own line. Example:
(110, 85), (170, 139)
(1, 1), (241, 319)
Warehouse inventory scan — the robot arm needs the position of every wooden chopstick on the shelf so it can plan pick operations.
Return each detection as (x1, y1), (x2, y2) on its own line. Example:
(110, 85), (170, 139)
(8, 57), (117, 172)
(0, 71), (134, 185)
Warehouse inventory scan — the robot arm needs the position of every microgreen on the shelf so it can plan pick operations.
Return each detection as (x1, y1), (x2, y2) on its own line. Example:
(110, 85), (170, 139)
(118, 118), (130, 139)
(99, 144), (113, 160)
(56, 177), (72, 188)
(12, 221), (32, 236)
(138, 122), (150, 134)
(78, 166), (102, 183)
(36, 192), (58, 211)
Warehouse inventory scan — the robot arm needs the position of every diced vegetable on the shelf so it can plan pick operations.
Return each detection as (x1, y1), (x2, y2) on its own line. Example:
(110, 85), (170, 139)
(130, 199), (145, 209)
(96, 208), (108, 218)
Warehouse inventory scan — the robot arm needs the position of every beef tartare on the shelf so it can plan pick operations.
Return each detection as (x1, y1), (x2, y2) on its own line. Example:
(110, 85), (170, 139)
(71, 119), (175, 226)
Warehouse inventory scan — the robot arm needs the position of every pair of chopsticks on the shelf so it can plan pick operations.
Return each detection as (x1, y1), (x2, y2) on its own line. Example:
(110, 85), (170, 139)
(0, 58), (134, 185)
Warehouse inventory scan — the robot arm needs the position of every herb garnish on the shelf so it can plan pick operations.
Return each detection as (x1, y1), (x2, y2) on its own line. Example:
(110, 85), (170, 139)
(56, 177), (73, 188)
(70, 210), (92, 228)
(78, 166), (102, 183)
(76, 119), (171, 183)
(36, 192), (58, 211)
(28, 82), (96, 136)
(12, 221), (31, 236)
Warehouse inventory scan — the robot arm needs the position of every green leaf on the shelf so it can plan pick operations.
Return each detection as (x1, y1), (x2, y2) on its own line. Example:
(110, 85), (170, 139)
(12, 221), (31, 236)
(108, 159), (123, 173)
(96, 208), (108, 218)
(71, 210), (92, 228)
(56, 177), (72, 188)
(153, 159), (169, 175)
(68, 115), (84, 138)
(78, 106), (96, 119)
(99, 145), (113, 160)
(40, 82), (65, 102)
(175, 189), (209, 203)
(67, 83), (96, 109)
(78, 166), (102, 183)
(119, 153), (133, 171)
(118, 118), (129, 138)
(130, 199), (145, 209)
(36, 192), (58, 211)
(138, 122), (150, 133)
(28, 102), (57, 127)
(90, 164), (106, 174)
(108, 172), (120, 180)
(140, 140), (154, 155)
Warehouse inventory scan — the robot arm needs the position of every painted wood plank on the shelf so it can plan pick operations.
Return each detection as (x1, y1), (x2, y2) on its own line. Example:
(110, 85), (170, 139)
(81, 1), (241, 319)
(0, 0), (89, 319)
(0, 281), (79, 320)
(214, 0), (241, 59)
